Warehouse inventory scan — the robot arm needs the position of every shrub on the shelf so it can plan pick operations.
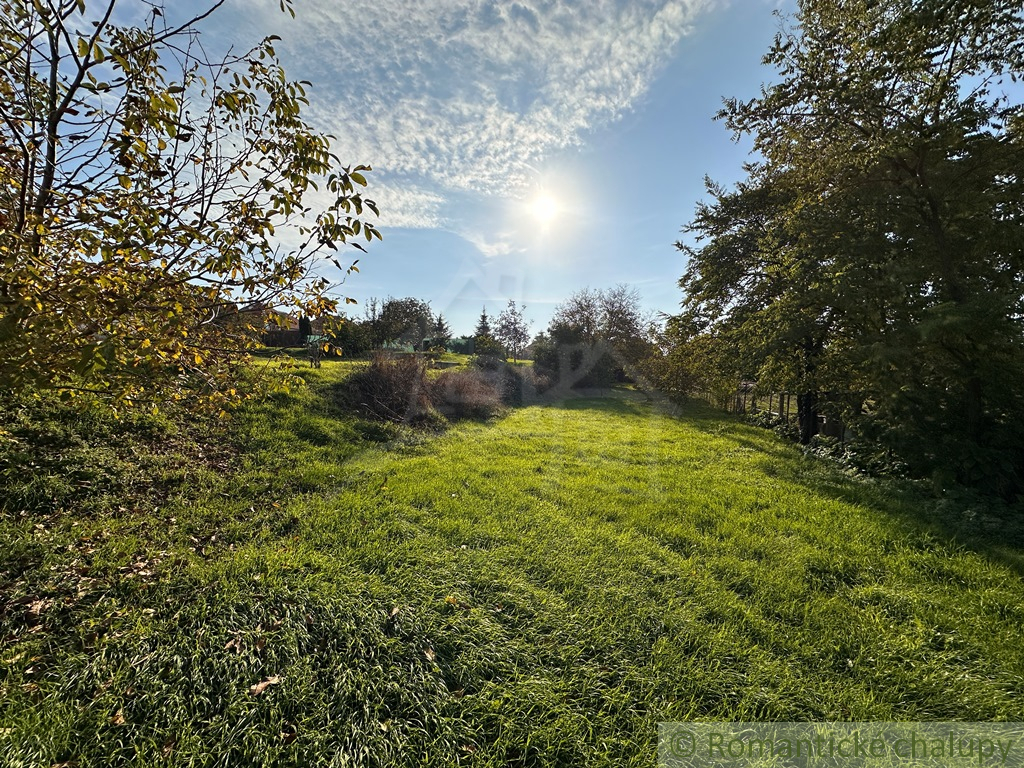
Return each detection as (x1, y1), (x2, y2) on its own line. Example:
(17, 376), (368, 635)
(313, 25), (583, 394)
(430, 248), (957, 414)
(346, 352), (433, 423)
(533, 342), (617, 389)
(470, 353), (504, 371)
(473, 334), (506, 360)
(430, 369), (502, 420)
(496, 363), (551, 405)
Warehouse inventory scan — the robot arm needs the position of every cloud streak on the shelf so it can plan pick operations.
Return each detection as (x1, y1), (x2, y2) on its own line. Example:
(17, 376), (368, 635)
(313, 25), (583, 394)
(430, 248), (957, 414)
(235, 0), (715, 227)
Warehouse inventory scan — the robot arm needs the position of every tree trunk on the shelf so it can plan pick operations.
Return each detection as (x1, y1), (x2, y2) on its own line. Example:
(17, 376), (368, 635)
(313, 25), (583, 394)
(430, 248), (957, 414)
(797, 391), (819, 445)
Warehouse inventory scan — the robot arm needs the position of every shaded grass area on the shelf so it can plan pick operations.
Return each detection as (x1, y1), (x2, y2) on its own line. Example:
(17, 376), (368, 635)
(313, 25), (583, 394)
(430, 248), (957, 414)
(2, 362), (1023, 767)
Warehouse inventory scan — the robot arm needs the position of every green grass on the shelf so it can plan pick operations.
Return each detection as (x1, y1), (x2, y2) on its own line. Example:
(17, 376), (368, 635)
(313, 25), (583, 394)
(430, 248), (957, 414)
(2, 360), (1022, 767)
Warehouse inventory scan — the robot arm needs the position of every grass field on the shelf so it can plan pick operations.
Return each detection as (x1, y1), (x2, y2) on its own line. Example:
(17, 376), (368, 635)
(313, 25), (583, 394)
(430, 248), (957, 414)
(2, 359), (1022, 767)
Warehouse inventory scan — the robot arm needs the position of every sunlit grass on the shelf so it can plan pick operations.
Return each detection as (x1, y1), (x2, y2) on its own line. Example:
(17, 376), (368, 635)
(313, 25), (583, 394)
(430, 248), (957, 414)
(2, 360), (1022, 766)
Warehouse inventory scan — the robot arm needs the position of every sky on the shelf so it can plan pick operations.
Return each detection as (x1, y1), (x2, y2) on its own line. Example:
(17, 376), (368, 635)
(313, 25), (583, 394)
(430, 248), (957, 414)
(187, 0), (795, 336)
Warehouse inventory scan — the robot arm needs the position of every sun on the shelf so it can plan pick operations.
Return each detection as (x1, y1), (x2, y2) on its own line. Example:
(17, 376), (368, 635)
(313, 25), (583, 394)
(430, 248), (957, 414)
(529, 193), (560, 225)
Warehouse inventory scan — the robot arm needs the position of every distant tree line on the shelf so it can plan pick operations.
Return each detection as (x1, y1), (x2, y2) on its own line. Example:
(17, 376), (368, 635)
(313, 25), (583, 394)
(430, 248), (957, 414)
(313, 297), (529, 360)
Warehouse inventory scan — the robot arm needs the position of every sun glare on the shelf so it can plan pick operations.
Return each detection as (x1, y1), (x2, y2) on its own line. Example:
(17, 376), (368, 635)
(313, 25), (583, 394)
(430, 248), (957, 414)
(529, 193), (559, 225)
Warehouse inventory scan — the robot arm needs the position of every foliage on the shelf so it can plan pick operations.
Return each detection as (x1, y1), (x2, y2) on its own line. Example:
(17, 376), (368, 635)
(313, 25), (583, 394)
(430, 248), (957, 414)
(328, 316), (373, 357)
(430, 313), (453, 349)
(540, 285), (653, 388)
(344, 352), (434, 423)
(473, 306), (491, 338)
(638, 318), (728, 400)
(447, 336), (474, 355)
(493, 361), (550, 405)
(493, 300), (530, 361)
(673, 0), (1024, 492)
(430, 368), (502, 420)
(471, 333), (505, 365)
(0, 0), (381, 411)
(365, 297), (433, 350)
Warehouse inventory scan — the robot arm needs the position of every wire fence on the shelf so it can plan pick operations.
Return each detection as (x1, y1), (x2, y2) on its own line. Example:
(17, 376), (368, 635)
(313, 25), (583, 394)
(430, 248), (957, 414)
(696, 386), (849, 441)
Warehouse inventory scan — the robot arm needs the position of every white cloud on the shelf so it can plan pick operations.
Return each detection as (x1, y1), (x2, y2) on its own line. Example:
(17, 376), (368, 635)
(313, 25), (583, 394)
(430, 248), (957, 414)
(232, 0), (716, 226)
(461, 230), (521, 260)
(366, 183), (446, 230)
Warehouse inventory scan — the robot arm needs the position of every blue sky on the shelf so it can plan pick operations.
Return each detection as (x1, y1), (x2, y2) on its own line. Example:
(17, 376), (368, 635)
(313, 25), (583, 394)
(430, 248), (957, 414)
(196, 0), (794, 336)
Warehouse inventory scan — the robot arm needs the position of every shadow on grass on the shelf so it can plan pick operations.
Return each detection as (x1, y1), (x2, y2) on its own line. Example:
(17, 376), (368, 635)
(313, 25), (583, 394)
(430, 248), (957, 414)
(542, 387), (1024, 576)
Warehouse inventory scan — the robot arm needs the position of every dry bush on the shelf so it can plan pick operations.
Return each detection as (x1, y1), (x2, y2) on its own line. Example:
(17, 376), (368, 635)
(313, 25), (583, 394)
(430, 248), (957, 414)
(346, 352), (433, 422)
(430, 369), (502, 420)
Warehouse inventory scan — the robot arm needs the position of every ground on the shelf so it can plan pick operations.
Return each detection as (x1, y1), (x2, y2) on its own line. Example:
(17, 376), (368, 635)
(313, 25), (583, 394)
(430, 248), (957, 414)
(1, 358), (1022, 767)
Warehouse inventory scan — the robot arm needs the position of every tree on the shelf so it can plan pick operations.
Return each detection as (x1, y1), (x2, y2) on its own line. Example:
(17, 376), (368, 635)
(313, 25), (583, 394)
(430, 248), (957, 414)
(370, 297), (432, 349)
(472, 333), (505, 364)
(0, 0), (381, 411)
(473, 307), (491, 338)
(548, 289), (600, 346)
(541, 286), (652, 387)
(430, 313), (452, 349)
(676, 0), (1024, 490)
(329, 315), (372, 357)
(493, 300), (529, 362)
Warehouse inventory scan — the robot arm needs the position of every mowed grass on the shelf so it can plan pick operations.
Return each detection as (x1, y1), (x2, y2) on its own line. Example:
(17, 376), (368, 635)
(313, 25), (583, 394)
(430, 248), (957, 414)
(2, 360), (1023, 767)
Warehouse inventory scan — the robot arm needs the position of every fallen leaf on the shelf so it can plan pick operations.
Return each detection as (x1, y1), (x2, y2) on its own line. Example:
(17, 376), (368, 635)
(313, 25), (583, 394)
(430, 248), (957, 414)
(280, 723), (297, 744)
(387, 606), (400, 619)
(109, 709), (125, 725)
(249, 675), (281, 696)
(423, 647), (436, 663)
(162, 739), (176, 757)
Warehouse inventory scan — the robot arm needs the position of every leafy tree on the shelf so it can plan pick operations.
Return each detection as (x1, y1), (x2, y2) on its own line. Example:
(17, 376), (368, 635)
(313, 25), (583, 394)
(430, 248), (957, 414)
(0, 0), (380, 411)
(431, 313), (452, 349)
(676, 0), (1024, 491)
(548, 289), (600, 346)
(329, 315), (372, 357)
(493, 300), (529, 362)
(541, 286), (652, 387)
(372, 297), (432, 349)
(473, 307), (491, 339)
